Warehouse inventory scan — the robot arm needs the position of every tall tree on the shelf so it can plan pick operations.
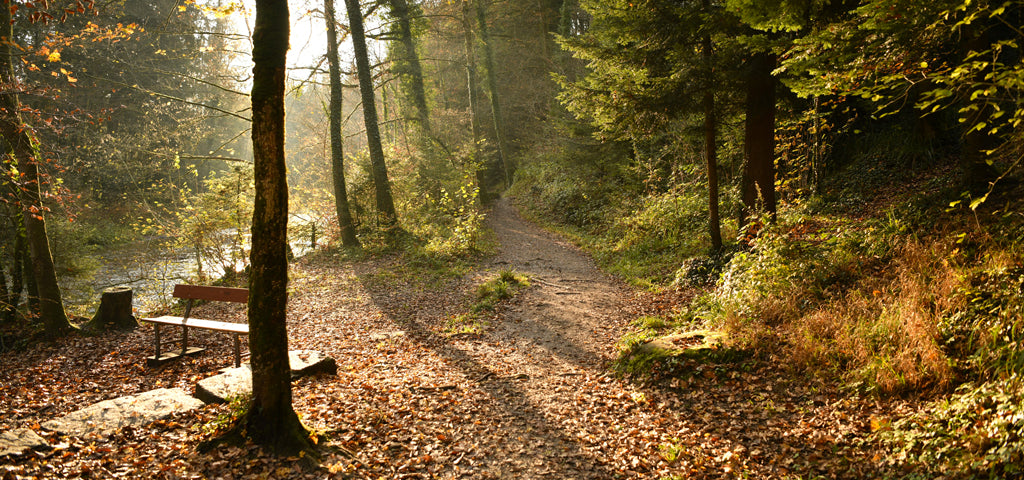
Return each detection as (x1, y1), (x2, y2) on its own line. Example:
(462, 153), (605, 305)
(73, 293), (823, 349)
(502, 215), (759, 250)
(701, 0), (722, 250)
(325, 0), (360, 247)
(345, 0), (399, 230)
(738, 51), (777, 230)
(474, 0), (511, 186)
(0, 1), (74, 337)
(557, 0), (731, 249)
(387, 0), (431, 134)
(462, 0), (487, 202)
(244, 0), (314, 455)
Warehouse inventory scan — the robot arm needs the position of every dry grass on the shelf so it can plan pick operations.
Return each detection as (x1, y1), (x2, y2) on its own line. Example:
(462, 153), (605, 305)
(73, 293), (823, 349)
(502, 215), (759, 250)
(784, 240), (968, 393)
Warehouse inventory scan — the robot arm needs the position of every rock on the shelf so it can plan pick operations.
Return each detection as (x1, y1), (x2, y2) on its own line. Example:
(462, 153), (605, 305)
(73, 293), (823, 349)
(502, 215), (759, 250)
(40, 388), (204, 438)
(194, 365), (252, 404)
(194, 351), (337, 404)
(289, 349), (338, 378)
(0, 428), (49, 456)
(637, 330), (728, 357)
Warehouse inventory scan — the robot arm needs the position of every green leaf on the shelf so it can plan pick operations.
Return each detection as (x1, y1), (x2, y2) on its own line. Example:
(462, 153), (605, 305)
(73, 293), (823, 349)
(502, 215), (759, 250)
(969, 194), (989, 211)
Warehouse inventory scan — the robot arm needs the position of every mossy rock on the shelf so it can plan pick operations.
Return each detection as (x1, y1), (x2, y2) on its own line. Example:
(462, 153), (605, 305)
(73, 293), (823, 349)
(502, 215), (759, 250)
(636, 330), (729, 360)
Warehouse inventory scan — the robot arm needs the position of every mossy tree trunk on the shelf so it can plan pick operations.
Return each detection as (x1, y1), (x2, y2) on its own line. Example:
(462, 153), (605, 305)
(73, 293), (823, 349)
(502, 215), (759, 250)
(246, 0), (313, 456)
(474, 0), (511, 187)
(462, 0), (489, 204)
(345, 0), (399, 231)
(387, 0), (431, 134)
(0, 4), (73, 338)
(325, 0), (360, 248)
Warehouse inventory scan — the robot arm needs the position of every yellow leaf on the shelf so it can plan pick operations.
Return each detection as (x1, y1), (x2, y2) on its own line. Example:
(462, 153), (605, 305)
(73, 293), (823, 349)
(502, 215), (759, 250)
(178, 5), (186, 11)
(47, 50), (61, 62)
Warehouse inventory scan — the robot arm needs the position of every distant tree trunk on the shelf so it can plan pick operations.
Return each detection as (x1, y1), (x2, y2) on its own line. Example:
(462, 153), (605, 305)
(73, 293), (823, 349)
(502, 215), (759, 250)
(22, 234), (38, 314)
(475, 0), (511, 187)
(0, 5), (73, 337)
(1, 184), (24, 323)
(0, 263), (10, 323)
(463, 0), (489, 204)
(701, 5), (722, 252)
(739, 52), (777, 234)
(387, 0), (431, 134)
(345, 0), (399, 230)
(245, 0), (313, 456)
(325, 0), (360, 248)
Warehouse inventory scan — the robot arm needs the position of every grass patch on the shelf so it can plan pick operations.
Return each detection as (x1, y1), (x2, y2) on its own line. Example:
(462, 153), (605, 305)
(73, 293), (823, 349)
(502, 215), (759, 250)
(444, 270), (530, 336)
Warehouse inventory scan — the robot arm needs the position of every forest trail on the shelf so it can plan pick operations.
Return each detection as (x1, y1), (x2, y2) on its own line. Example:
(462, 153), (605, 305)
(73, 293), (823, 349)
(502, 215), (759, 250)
(291, 197), (651, 478)
(423, 196), (635, 477)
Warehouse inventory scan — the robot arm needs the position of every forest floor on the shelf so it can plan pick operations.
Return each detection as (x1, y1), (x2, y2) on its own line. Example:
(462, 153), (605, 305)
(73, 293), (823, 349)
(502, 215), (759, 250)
(0, 198), (914, 479)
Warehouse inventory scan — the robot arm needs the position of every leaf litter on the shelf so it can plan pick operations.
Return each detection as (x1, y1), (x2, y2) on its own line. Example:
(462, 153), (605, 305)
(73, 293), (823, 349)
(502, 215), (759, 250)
(0, 199), (916, 479)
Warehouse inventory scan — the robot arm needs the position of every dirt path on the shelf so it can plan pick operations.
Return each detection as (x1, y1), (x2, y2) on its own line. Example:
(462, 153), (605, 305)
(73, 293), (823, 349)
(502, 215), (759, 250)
(428, 197), (635, 478)
(290, 197), (650, 478)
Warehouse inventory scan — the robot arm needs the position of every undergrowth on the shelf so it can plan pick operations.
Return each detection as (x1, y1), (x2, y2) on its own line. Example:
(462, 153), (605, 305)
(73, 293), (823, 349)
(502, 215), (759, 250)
(511, 128), (1024, 478)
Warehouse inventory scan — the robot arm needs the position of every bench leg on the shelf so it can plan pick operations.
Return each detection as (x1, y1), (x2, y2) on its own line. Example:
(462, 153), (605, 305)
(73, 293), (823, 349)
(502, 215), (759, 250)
(154, 324), (162, 361)
(234, 335), (241, 368)
(181, 324), (189, 356)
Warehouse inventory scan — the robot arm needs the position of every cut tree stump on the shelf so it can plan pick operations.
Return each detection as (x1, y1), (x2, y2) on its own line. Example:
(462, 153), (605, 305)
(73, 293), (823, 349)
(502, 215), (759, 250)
(86, 286), (137, 331)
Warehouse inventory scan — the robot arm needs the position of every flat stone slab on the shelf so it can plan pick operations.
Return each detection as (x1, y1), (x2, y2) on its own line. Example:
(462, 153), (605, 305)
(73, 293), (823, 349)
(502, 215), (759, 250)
(40, 388), (204, 438)
(195, 365), (252, 404)
(0, 428), (49, 456)
(195, 350), (336, 404)
(289, 349), (337, 377)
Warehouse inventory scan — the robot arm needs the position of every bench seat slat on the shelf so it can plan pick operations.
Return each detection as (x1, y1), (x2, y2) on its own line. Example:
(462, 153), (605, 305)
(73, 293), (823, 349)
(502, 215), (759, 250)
(141, 315), (249, 334)
(172, 284), (249, 303)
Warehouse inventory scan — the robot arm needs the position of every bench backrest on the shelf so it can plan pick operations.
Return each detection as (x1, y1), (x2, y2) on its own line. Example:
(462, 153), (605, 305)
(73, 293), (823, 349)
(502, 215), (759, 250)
(172, 284), (249, 303)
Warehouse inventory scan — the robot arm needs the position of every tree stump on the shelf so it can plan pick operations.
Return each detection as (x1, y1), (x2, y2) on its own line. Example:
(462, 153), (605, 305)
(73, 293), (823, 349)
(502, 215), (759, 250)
(87, 286), (137, 331)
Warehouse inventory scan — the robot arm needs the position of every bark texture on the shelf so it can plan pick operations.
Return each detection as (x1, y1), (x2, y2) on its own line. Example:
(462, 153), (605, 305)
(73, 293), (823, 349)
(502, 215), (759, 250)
(0, 4), (73, 337)
(345, 0), (399, 230)
(247, 0), (312, 456)
(740, 52), (777, 233)
(325, 0), (360, 248)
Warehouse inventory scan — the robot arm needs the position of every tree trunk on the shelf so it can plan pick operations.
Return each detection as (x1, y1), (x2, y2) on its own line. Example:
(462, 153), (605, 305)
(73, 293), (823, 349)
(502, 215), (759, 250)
(325, 0), (360, 248)
(739, 52), (777, 235)
(0, 4), (73, 337)
(463, 0), (489, 204)
(86, 286), (137, 331)
(701, 0), (722, 251)
(345, 0), (399, 230)
(475, 0), (511, 187)
(0, 263), (10, 324)
(245, 0), (313, 456)
(388, 0), (431, 134)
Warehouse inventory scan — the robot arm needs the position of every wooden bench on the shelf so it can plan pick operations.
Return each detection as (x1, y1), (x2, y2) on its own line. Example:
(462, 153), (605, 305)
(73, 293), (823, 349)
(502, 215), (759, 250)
(140, 284), (249, 368)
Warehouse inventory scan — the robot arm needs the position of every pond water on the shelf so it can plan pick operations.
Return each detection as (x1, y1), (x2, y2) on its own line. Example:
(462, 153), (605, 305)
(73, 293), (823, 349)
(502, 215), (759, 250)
(60, 219), (320, 318)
